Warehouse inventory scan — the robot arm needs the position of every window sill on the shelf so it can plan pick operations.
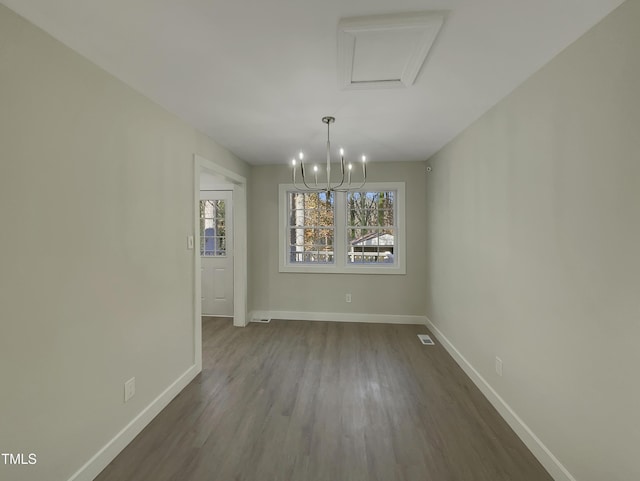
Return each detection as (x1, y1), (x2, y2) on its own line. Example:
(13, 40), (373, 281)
(279, 264), (406, 275)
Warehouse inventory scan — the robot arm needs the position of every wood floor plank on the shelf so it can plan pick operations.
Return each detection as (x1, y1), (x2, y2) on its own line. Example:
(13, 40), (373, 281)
(94, 318), (553, 481)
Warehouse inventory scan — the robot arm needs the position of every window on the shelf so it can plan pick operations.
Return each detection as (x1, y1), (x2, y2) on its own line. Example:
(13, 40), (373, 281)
(347, 191), (395, 264)
(279, 182), (405, 274)
(200, 199), (226, 256)
(287, 191), (335, 264)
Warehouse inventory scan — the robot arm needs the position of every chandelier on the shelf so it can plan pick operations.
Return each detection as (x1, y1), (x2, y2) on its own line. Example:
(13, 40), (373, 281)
(291, 116), (367, 193)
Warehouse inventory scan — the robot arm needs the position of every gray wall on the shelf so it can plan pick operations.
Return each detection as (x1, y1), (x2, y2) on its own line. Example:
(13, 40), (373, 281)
(0, 5), (248, 481)
(425, 1), (640, 480)
(249, 162), (427, 317)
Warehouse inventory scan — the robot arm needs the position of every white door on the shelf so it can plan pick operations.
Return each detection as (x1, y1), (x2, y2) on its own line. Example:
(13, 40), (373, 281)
(200, 190), (233, 317)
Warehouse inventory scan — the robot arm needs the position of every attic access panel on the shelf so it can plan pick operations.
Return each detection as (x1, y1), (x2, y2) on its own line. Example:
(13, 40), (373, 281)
(338, 12), (445, 90)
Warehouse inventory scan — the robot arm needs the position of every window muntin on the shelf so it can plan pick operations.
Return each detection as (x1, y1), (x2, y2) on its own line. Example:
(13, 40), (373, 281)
(200, 199), (226, 256)
(287, 191), (335, 264)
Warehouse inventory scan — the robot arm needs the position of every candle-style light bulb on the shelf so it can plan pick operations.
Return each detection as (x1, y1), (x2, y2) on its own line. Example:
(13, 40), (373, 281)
(313, 165), (318, 172)
(348, 163), (353, 170)
(291, 159), (296, 166)
(339, 148), (344, 157)
(299, 152), (304, 161)
(362, 155), (366, 163)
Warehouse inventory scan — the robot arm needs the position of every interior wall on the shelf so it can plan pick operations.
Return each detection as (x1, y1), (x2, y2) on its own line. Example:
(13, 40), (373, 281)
(248, 161), (427, 318)
(0, 5), (248, 481)
(425, 1), (639, 480)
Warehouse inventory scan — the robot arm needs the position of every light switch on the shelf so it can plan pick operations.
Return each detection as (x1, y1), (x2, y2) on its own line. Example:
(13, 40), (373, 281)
(187, 236), (194, 249)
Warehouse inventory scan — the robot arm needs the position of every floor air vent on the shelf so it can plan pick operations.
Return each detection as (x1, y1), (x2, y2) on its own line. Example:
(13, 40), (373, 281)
(251, 318), (271, 323)
(418, 334), (435, 345)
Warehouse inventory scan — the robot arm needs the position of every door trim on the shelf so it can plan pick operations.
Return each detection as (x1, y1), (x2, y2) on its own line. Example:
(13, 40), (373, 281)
(193, 154), (248, 372)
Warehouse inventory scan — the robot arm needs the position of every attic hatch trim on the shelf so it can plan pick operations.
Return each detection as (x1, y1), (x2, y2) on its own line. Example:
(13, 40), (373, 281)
(337, 11), (446, 90)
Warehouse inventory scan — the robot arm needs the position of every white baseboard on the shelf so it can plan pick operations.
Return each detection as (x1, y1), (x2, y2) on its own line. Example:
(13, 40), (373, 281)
(67, 364), (200, 481)
(249, 310), (426, 325)
(424, 317), (576, 481)
(248, 311), (270, 323)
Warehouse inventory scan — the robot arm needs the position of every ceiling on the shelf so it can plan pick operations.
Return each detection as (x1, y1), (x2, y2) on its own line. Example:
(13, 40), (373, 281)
(1, 0), (624, 165)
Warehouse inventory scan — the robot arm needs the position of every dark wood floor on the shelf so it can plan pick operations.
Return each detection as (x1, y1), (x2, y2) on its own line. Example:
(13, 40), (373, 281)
(95, 318), (552, 481)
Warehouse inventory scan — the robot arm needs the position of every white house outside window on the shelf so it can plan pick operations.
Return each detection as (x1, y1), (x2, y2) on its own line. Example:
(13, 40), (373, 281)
(279, 182), (406, 274)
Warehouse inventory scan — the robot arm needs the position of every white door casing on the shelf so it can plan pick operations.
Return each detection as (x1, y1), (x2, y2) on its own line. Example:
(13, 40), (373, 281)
(200, 190), (233, 317)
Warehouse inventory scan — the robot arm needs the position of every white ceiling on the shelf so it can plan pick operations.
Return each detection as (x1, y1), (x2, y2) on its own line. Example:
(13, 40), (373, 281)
(2, 0), (625, 165)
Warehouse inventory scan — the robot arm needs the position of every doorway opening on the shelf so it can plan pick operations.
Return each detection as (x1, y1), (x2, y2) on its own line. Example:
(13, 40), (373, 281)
(194, 155), (248, 371)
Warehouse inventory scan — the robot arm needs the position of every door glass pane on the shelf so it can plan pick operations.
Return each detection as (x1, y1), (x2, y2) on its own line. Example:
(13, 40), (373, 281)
(200, 199), (226, 256)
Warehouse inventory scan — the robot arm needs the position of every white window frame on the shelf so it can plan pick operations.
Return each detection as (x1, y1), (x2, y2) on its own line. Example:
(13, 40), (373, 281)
(278, 182), (406, 275)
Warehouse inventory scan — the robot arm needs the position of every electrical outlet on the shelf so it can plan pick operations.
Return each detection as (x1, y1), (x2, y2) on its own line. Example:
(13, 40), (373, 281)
(495, 357), (503, 377)
(345, 293), (352, 303)
(124, 377), (136, 402)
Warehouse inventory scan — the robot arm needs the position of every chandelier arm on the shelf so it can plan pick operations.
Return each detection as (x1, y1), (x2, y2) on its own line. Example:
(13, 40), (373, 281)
(352, 161), (367, 189)
(292, 168), (308, 191)
(334, 162), (366, 192)
(352, 176), (367, 190)
(295, 180), (324, 193)
(299, 163), (326, 192)
(332, 156), (346, 190)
